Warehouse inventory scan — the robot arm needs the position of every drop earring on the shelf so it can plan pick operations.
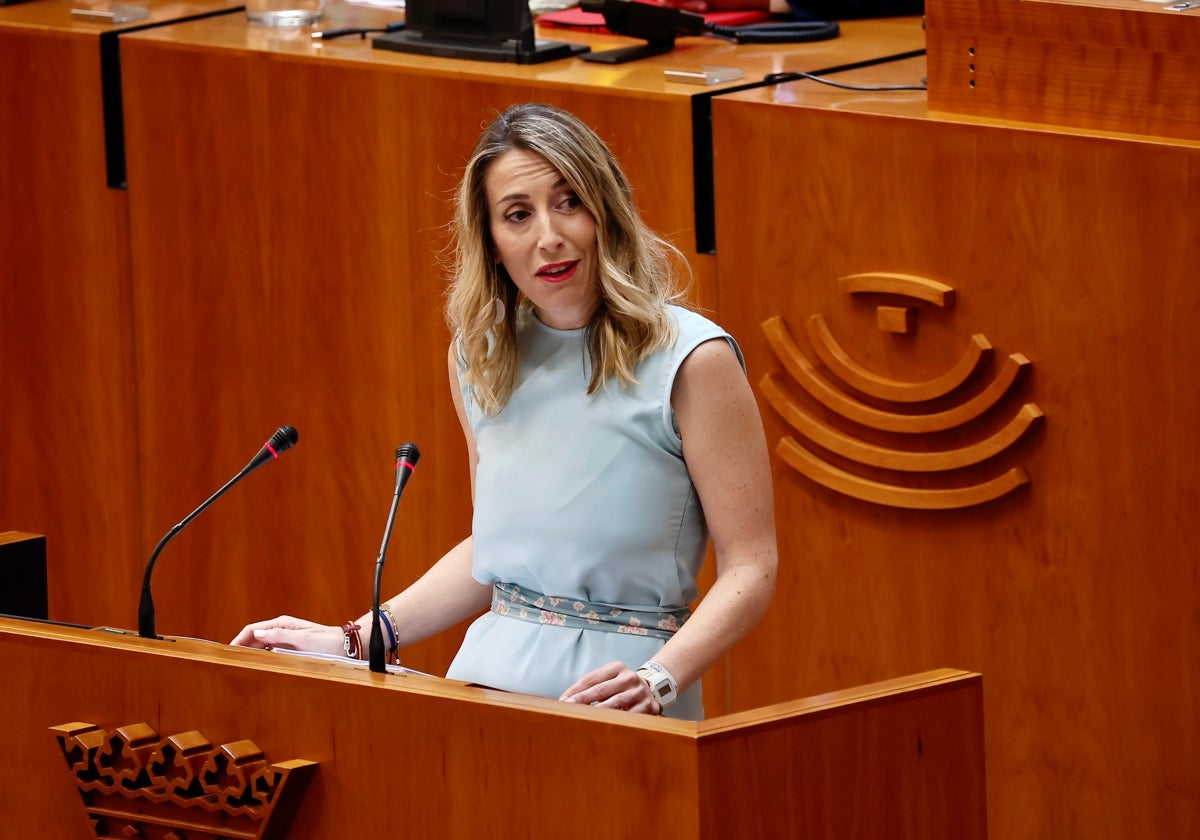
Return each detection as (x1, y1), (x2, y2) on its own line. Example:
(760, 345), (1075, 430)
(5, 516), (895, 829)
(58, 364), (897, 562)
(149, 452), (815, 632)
(493, 297), (506, 325)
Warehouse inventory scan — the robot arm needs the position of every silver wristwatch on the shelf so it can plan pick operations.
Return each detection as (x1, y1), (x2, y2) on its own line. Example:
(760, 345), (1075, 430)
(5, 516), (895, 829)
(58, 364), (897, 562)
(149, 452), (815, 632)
(636, 661), (679, 711)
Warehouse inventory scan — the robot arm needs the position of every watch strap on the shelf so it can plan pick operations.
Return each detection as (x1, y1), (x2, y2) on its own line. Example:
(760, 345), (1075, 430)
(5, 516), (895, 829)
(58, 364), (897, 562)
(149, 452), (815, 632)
(636, 661), (679, 711)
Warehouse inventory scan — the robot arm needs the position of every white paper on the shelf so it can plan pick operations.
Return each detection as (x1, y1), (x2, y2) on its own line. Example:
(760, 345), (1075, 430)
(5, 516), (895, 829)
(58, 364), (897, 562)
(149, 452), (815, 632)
(269, 644), (432, 676)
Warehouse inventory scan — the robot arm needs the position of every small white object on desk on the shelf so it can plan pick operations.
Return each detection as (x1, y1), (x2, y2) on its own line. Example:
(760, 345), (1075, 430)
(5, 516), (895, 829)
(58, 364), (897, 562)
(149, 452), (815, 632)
(70, 3), (151, 24)
(664, 65), (745, 86)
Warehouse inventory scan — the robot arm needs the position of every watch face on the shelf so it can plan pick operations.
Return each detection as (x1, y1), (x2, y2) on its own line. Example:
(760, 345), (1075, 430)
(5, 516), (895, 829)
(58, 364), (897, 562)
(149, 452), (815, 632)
(640, 668), (676, 708)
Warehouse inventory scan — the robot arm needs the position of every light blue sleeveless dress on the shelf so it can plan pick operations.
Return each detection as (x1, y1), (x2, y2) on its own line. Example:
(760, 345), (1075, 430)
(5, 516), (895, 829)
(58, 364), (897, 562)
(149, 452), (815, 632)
(446, 304), (743, 720)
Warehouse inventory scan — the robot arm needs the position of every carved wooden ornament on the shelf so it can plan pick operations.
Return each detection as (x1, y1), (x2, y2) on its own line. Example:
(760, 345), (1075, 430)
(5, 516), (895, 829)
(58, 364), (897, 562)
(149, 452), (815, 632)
(51, 721), (316, 840)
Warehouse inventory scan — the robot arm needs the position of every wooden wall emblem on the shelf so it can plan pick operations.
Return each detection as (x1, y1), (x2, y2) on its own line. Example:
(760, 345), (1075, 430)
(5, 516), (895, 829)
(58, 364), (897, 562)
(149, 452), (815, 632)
(50, 721), (316, 840)
(761, 273), (1043, 509)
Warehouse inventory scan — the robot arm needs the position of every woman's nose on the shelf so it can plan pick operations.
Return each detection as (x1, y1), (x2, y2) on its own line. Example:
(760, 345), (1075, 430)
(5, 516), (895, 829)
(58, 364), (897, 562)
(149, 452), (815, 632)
(536, 214), (564, 250)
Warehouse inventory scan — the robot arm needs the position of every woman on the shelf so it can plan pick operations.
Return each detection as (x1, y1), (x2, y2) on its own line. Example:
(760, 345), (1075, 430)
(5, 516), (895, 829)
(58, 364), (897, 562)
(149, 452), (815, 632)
(232, 103), (777, 720)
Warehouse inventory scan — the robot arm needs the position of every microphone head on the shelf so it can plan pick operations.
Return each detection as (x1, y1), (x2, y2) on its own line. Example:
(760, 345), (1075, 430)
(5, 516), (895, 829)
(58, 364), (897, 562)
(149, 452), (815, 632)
(269, 425), (300, 455)
(395, 442), (420, 467)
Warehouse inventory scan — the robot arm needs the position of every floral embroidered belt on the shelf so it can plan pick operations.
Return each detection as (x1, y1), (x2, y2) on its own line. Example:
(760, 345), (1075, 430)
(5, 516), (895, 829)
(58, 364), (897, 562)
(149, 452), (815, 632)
(491, 583), (689, 640)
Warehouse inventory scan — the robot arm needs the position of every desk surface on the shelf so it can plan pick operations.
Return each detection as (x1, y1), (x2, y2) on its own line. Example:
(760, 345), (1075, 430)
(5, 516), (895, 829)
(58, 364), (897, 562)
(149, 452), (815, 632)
(0, 0), (241, 32)
(721, 51), (1200, 148)
(122, 7), (926, 96)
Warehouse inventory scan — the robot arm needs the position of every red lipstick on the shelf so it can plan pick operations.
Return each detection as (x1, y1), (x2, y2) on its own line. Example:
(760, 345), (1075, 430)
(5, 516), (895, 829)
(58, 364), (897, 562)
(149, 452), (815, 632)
(536, 260), (579, 283)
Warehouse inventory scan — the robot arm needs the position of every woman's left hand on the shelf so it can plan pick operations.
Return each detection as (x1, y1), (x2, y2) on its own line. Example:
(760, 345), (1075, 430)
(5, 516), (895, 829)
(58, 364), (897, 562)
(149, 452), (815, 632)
(559, 661), (661, 715)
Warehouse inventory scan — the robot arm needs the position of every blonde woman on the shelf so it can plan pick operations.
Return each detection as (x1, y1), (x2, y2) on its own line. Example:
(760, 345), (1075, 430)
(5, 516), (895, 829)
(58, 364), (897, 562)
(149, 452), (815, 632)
(233, 104), (777, 720)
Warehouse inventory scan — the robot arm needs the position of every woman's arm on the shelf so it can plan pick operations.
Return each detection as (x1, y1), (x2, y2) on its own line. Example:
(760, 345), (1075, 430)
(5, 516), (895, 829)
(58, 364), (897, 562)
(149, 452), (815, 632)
(230, 343), (491, 654)
(229, 535), (490, 654)
(560, 337), (778, 712)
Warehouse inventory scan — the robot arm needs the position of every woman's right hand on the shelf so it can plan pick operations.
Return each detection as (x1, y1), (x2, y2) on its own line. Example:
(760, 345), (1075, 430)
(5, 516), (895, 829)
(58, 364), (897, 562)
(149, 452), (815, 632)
(229, 615), (345, 657)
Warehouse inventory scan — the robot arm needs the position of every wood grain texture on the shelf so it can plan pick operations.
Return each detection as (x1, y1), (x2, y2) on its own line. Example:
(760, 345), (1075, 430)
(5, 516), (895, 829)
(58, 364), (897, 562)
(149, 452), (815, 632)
(876, 305), (915, 334)
(0, 26), (141, 629)
(763, 315), (1033, 432)
(0, 618), (985, 839)
(840, 272), (956, 306)
(712, 59), (1199, 839)
(808, 315), (992, 402)
(697, 671), (987, 839)
(775, 436), (1031, 509)
(51, 720), (317, 838)
(0, 0), (240, 29)
(769, 383), (1042, 472)
(926, 0), (1200, 139)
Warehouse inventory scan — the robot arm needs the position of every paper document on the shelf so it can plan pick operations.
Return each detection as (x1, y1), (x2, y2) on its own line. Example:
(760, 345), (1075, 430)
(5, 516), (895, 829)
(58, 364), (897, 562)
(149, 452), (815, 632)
(269, 645), (432, 676)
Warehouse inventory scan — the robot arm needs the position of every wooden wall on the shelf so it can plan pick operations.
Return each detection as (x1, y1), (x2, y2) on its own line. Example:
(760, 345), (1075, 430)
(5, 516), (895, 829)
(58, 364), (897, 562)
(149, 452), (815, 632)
(711, 78), (1199, 839)
(926, 0), (1200, 140)
(0, 25), (141, 629)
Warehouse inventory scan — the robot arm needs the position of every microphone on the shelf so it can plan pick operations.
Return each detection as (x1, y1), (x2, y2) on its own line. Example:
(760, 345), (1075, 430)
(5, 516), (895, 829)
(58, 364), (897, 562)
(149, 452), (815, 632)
(137, 425), (299, 639)
(369, 442), (420, 673)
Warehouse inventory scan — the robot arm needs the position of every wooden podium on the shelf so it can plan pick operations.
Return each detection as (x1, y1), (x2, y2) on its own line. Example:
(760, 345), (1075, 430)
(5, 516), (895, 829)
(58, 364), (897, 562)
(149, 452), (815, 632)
(0, 617), (985, 838)
(925, 0), (1200, 140)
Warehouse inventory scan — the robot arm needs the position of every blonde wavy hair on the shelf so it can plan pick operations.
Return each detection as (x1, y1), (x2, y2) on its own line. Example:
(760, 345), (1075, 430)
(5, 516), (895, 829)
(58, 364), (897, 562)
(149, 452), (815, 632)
(446, 103), (688, 416)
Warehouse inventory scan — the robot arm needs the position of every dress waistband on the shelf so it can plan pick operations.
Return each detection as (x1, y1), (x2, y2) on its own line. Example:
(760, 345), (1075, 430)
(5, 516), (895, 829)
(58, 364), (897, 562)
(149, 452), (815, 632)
(491, 583), (689, 640)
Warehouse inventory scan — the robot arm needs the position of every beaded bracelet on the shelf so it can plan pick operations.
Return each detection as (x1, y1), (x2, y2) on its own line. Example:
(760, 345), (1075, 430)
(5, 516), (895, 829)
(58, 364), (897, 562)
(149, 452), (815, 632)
(378, 603), (401, 665)
(341, 622), (363, 660)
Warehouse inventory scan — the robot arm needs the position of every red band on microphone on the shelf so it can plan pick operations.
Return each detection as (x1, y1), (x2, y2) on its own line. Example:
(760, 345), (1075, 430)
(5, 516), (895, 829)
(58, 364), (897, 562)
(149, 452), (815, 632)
(266, 443), (279, 458)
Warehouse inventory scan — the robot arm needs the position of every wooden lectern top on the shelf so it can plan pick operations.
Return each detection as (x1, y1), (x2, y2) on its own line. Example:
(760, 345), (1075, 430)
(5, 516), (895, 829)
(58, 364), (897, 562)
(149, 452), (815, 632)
(0, 616), (984, 839)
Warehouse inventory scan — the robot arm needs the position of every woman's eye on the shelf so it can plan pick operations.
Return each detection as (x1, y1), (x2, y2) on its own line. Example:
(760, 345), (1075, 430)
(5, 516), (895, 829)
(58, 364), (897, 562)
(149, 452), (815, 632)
(505, 209), (530, 223)
(560, 195), (581, 211)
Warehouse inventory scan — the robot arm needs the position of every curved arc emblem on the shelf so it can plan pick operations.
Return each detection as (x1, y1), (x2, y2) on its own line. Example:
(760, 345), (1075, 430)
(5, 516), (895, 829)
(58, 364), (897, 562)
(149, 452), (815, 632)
(761, 274), (1043, 510)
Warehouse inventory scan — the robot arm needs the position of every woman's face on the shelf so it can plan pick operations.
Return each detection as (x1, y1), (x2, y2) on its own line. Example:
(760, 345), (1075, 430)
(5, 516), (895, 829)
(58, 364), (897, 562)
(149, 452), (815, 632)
(485, 148), (600, 330)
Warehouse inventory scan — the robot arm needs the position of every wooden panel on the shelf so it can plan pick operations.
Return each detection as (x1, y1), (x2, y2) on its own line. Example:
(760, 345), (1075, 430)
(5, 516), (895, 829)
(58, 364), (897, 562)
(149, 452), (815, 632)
(0, 617), (984, 838)
(697, 670), (986, 839)
(0, 24), (140, 629)
(926, 0), (1200, 139)
(0, 0), (234, 28)
(0, 618), (698, 837)
(712, 58), (1199, 839)
(121, 44), (473, 670)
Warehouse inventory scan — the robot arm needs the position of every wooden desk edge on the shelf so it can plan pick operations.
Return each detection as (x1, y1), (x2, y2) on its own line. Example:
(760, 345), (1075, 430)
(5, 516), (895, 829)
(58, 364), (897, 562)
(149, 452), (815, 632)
(696, 667), (981, 737)
(0, 616), (975, 741)
(0, 531), (44, 546)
